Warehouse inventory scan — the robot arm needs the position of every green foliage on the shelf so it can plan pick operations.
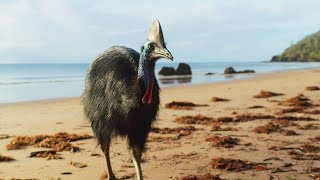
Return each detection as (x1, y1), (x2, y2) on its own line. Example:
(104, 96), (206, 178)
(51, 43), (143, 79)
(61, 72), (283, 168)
(271, 31), (320, 62)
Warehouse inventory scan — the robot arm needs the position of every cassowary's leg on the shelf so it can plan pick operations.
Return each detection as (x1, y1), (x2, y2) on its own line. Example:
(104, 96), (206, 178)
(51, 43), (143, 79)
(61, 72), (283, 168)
(132, 145), (143, 180)
(101, 139), (116, 180)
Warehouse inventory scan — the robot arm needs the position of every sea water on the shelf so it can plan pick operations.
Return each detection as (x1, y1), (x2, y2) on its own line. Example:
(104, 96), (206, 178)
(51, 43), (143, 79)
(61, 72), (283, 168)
(0, 62), (319, 104)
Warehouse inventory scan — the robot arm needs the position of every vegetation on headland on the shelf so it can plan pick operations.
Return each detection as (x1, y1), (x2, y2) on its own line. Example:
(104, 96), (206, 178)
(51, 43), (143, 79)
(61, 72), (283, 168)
(271, 31), (320, 62)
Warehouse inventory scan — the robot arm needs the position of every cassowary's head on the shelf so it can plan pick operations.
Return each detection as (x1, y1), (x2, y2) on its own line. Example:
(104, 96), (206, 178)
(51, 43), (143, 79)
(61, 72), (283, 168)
(141, 20), (173, 61)
(139, 20), (173, 104)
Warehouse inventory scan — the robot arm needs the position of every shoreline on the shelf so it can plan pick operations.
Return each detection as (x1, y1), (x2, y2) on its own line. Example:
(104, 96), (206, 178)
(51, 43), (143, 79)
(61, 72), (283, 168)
(1, 67), (318, 107)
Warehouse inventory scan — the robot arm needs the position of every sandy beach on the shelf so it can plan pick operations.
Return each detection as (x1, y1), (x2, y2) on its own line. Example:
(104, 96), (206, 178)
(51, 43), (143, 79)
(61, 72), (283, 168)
(0, 69), (319, 180)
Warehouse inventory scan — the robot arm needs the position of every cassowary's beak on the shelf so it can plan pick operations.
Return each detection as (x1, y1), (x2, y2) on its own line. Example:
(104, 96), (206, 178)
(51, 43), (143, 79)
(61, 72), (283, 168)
(153, 47), (174, 61)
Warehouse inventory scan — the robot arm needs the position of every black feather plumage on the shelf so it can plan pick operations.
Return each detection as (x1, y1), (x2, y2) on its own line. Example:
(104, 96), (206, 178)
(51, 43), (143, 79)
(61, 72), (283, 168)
(81, 46), (160, 150)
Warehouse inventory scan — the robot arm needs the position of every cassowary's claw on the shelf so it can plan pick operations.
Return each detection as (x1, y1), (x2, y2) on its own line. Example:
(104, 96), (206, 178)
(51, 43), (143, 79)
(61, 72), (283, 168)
(108, 174), (117, 180)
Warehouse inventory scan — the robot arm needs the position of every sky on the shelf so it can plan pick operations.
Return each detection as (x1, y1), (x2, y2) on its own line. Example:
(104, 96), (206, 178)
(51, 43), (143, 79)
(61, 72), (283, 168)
(1, 0), (320, 63)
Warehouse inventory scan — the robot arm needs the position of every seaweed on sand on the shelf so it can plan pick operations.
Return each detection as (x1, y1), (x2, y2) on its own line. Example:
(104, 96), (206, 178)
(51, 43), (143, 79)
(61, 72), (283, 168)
(165, 101), (208, 110)
(253, 90), (283, 98)
(6, 132), (92, 151)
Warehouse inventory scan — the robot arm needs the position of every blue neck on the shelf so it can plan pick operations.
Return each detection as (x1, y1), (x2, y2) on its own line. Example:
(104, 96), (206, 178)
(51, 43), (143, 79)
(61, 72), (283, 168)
(138, 52), (155, 87)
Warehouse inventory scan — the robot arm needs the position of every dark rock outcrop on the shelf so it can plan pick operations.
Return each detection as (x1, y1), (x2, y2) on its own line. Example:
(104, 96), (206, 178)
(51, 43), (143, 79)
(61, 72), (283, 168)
(224, 67), (255, 74)
(158, 67), (176, 76)
(205, 72), (215, 75)
(158, 63), (192, 76)
(224, 67), (237, 74)
(238, 70), (255, 73)
(175, 63), (192, 75)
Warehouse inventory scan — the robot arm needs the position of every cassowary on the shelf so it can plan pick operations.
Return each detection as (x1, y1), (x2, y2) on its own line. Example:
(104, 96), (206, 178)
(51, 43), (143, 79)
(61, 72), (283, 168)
(82, 20), (173, 180)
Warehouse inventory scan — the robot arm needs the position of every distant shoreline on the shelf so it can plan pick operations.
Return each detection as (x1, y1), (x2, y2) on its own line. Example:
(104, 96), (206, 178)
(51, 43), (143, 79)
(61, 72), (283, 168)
(1, 62), (320, 104)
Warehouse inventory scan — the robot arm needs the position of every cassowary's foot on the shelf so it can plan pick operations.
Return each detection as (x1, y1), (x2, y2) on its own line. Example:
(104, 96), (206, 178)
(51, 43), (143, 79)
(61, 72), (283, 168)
(132, 146), (144, 180)
(101, 171), (117, 180)
(107, 174), (117, 180)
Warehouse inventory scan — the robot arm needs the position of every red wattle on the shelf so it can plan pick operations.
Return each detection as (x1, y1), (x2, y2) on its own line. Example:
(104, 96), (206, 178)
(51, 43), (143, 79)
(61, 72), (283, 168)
(142, 79), (154, 104)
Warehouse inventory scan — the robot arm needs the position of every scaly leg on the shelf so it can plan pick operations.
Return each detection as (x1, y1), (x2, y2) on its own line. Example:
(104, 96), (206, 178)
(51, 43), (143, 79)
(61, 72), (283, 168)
(132, 145), (143, 180)
(101, 139), (116, 180)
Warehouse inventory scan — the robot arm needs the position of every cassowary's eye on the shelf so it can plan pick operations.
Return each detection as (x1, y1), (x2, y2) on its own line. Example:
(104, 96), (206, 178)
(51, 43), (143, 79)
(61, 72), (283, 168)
(148, 43), (154, 51)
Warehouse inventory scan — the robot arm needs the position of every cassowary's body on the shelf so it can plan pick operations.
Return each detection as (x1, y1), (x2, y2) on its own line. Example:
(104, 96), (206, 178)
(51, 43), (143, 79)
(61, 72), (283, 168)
(82, 20), (172, 180)
(82, 46), (159, 150)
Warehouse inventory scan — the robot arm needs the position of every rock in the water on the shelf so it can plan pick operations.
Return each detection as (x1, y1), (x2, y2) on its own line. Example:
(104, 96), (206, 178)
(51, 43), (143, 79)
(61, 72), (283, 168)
(224, 67), (255, 74)
(159, 67), (176, 76)
(158, 63), (192, 76)
(224, 67), (237, 74)
(238, 70), (255, 73)
(175, 63), (192, 75)
(205, 72), (215, 75)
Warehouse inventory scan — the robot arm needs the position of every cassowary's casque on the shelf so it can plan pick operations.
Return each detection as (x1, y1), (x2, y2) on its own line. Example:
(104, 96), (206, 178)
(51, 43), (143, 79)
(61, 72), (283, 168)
(82, 20), (173, 180)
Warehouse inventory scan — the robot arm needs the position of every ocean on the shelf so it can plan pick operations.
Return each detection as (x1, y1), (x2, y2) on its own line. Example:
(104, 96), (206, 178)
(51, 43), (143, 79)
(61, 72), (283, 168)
(0, 62), (319, 104)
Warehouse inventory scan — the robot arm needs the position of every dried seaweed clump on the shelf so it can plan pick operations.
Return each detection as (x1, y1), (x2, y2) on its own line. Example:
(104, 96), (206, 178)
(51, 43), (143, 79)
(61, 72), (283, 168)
(271, 119), (296, 127)
(276, 94), (318, 115)
(253, 123), (282, 134)
(150, 126), (196, 137)
(211, 158), (265, 172)
(6, 132), (92, 151)
(5, 135), (49, 150)
(299, 144), (320, 153)
(298, 123), (320, 130)
(29, 150), (62, 160)
(281, 130), (298, 136)
(165, 101), (208, 110)
(276, 116), (316, 121)
(248, 105), (264, 109)
(290, 153), (320, 160)
(206, 136), (239, 148)
(253, 122), (298, 136)
(276, 107), (305, 115)
(216, 117), (234, 123)
(0, 154), (15, 162)
(253, 90), (283, 98)
(280, 94), (314, 107)
(309, 136), (320, 142)
(211, 97), (230, 102)
(211, 123), (238, 131)
(234, 114), (274, 122)
(306, 86), (320, 91)
(306, 167), (320, 179)
(174, 114), (214, 125)
(35, 139), (79, 152)
(305, 109), (320, 114)
(180, 173), (223, 180)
